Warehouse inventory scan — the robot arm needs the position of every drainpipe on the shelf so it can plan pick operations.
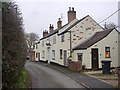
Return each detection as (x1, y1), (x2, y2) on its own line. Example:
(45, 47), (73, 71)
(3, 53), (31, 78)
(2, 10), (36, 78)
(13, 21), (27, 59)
(70, 30), (72, 56)
(68, 30), (72, 57)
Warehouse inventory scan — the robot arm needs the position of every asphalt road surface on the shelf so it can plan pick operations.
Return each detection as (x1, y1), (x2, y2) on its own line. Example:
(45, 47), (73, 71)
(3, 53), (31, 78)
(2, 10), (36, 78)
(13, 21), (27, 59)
(25, 61), (86, 88)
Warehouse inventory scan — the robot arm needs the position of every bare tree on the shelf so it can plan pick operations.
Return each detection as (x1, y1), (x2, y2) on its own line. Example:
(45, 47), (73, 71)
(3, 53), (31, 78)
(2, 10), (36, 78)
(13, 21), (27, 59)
(104, 22), (117, 30)
(26, 32), (39, 50)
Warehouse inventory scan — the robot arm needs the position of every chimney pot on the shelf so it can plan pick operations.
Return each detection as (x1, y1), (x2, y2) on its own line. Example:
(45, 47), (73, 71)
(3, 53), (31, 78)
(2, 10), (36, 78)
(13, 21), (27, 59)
(43, 30), (48, 37)
(49, 24), (54, 33)
(68, 7), (76, 23)
(58, 18), (61, 21)
(72, 7), (74, 11)
(69, 7), (71, 11)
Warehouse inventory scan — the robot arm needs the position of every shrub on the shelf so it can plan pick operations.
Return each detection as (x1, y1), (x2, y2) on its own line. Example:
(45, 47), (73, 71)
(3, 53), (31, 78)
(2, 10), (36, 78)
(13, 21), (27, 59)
(2, 2), (27, 88)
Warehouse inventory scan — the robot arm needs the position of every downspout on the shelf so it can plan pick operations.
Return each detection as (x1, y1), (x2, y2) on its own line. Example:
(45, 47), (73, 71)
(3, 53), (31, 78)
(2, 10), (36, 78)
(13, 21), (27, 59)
(70, 30), (72, 56)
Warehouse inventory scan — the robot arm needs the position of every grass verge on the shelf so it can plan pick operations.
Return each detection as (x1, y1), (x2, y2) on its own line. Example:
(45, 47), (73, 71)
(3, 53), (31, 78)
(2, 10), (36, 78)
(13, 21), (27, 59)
(14, 68), (32, 88)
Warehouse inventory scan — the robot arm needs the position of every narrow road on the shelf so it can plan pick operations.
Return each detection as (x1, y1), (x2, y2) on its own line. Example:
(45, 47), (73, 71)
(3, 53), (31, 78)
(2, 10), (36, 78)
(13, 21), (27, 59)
(25, 61), (86, 88)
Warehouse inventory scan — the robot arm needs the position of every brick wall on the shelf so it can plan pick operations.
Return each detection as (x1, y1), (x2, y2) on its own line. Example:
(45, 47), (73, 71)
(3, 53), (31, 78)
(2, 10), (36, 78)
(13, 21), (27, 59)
(68, 60), (82, 72)
(27, 51), (35, 61)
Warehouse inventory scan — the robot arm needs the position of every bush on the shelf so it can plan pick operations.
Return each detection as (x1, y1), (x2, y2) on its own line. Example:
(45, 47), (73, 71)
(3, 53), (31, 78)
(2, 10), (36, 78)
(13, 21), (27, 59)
(2, 2), (27, 88)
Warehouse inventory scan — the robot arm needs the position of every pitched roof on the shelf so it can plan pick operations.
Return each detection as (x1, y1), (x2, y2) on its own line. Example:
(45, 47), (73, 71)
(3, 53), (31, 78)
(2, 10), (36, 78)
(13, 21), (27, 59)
(73, 28), (116, 50)
(40, 29), (58, 40)
(59, 15), (89, 35)
(40, 23), (68, 40)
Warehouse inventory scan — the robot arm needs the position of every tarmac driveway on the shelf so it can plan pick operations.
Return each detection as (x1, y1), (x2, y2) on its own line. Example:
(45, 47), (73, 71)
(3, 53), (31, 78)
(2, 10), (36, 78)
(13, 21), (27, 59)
(25, 61), (86, 88)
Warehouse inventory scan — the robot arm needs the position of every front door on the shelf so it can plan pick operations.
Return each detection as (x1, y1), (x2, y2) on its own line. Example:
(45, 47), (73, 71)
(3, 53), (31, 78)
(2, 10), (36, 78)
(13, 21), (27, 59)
(48, 47), (50, 64)
(91, 48), (99, 70)
(38, 53), (40, 61)
(64, 50), (67, 66)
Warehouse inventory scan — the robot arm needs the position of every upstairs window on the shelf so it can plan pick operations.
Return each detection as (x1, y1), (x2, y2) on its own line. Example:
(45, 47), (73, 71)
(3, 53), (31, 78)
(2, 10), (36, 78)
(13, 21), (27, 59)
(53, 36), (56, 44)
(60, 49), (63, 59)
(36, 44), (38, 49)
(105, 47), (111, 58)
(42, 41), (44, 47)
(52, 50), (55, 60)
(42, 51), (45, 58)
(61, 34), (64, 42)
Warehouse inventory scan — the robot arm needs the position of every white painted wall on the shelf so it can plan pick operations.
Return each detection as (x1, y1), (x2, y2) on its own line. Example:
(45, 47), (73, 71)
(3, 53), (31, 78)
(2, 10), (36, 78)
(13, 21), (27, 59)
(70, 16), (103, 48)
(118, 1), (120, 31)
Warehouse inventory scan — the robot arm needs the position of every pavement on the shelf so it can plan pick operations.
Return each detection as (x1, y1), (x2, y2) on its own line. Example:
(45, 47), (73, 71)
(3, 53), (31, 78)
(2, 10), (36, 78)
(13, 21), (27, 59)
(36, 61), (116, 89)
(84, 70), (118, 87)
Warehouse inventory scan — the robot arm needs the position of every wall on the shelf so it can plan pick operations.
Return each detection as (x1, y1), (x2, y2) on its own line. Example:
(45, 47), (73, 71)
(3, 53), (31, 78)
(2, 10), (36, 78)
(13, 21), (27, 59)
(71, 16), (103, 49)
(118, 1), (120, 31)
(118, 32), (120, 66)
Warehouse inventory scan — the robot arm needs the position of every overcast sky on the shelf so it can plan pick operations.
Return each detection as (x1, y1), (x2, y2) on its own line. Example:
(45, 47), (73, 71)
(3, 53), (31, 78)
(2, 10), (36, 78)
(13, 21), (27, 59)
(16, 0), (120, 38)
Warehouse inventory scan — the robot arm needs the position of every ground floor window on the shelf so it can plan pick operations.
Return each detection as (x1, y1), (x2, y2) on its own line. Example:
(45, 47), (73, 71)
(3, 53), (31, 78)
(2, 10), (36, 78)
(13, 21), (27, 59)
(42, 51), (45, 58)
(52, 50), (55, 60)
(105, 47), (110, 58)
(77, 53), (83, 61)
(36, 52), (38, 58)
(60, 49), (63, 59)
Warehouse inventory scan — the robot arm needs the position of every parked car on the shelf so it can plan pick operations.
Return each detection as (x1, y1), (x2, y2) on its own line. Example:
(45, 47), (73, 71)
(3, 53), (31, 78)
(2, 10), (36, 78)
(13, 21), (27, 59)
(26, 56), (30, 60)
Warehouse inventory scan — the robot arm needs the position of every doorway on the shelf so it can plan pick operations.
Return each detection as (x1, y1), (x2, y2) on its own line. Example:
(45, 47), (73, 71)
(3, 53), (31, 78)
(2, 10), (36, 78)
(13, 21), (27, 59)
(38, 53), (40, 61)
(91, 48), (99, 70)
(47, 47), (50, 64)
(64, 50), (67, 66)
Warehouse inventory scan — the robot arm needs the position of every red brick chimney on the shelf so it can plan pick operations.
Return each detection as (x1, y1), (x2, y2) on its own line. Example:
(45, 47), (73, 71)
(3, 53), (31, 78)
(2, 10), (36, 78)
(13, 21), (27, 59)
(43, 30), (48, 37)
(57, 18), (62, 29)
(68, 7), (76, 23)
(49, 24), (54, 33)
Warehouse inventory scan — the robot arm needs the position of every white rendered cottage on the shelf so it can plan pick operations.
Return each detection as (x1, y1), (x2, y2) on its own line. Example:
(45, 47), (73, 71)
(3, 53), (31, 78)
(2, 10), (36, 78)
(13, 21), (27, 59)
(34, 7), (119, 71)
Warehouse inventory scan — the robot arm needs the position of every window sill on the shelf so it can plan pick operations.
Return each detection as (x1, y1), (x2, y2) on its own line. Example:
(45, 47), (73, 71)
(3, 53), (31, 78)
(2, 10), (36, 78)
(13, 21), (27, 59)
(105, 57), (111, 58)
(52, 58), (55, 60)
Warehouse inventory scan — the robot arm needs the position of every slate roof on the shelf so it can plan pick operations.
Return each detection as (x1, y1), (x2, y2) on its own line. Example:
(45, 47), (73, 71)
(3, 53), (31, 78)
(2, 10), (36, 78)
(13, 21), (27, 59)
(40, 23), (68, 40)
(40, 15), (89, 40)
(73, 28), (116, 50)
(59, 15), (89, 35)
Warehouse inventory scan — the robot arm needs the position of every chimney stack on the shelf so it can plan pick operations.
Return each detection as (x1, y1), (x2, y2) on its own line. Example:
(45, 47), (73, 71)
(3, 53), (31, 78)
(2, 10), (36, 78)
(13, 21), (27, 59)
(43, 30), (48, 37)
(49, 24), (54, 33)
(68, 7), (76, 23)
(57, 18), (62, 29)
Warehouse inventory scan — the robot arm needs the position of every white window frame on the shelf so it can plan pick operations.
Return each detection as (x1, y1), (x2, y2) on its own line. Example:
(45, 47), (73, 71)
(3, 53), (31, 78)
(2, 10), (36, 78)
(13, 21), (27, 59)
(42, 41), (44, 47)
(52, 50), (55, 60)
(53, 36), (56, 44)
(61, 34), (64, 42)
(42, 51), (45, 58)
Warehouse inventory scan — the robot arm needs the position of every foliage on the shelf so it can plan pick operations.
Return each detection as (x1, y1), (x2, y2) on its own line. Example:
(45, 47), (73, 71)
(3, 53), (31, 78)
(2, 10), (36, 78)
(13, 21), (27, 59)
(25, 32), (39, 50)
(2, 2), (27, 88)
(104, 22), (117, 30)
(14, 68), (32, 88)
